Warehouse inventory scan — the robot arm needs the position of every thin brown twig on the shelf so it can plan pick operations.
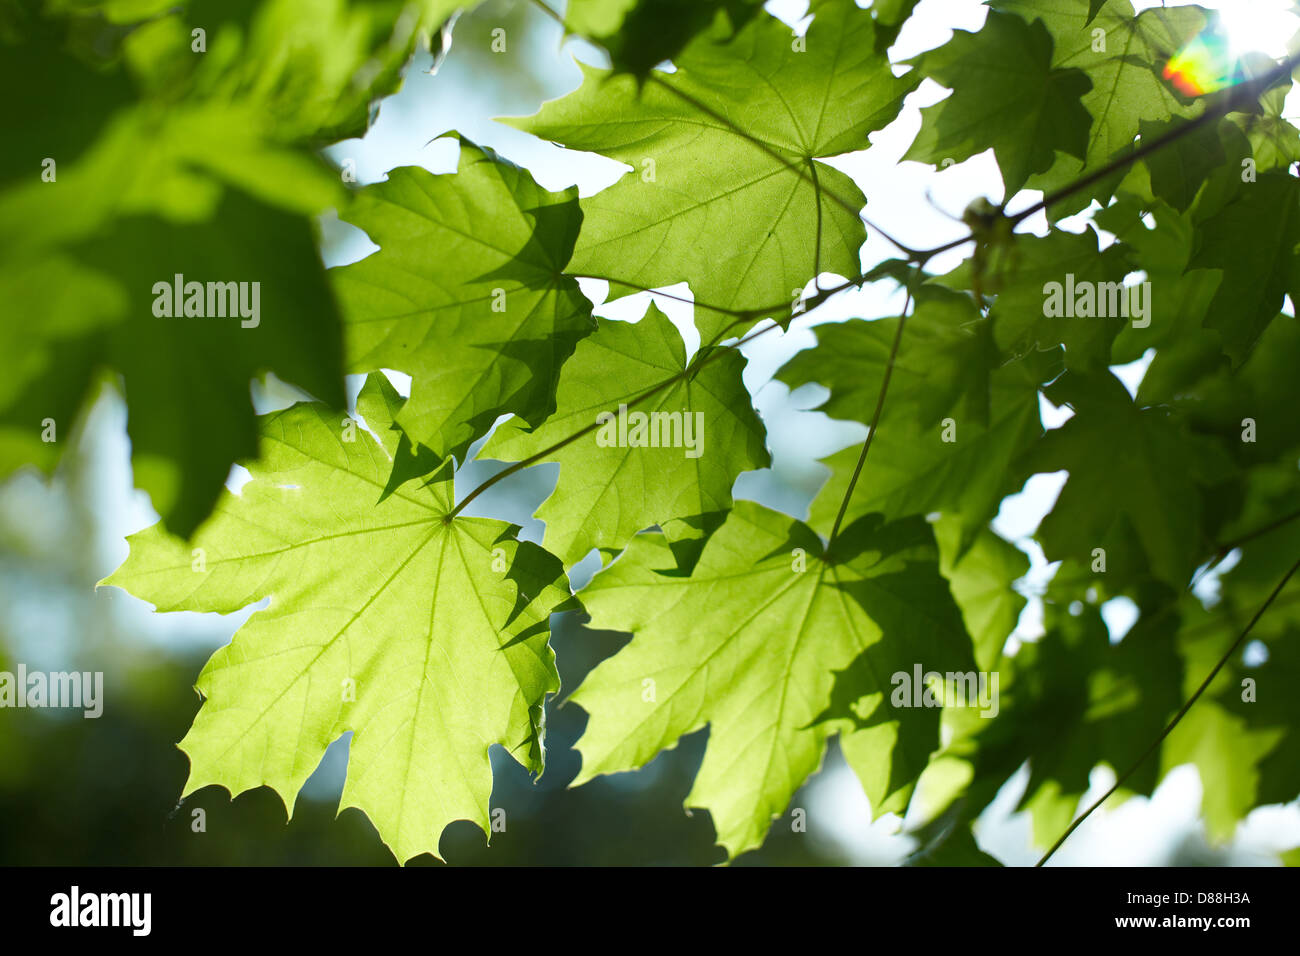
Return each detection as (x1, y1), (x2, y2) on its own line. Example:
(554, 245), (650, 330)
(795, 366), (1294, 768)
(825, 266), (921, 552)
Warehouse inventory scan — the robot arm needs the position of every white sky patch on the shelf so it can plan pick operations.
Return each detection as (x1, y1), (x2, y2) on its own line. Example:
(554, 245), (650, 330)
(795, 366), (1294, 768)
(1203, 0), (1300, 58)
(1101, 595), (1140, 643)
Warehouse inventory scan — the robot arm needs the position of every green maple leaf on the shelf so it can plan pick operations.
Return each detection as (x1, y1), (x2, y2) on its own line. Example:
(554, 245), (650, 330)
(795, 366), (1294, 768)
(482, 303), (769, 566)
(904, 10), (1093, 196)
(507, 0), (919, 341)
(1023, 371), (1231, 588)
(823, 519), (1026, 818)
(990, 0), (1206, 211)
(0, 3), (415, 536)
(1189, 170), (1300, 362)
(570, 502), (974, 856)
(1162, 702), (1275, 844)
(1101, 195), (1300, 474)
(1, 97), (341, 259)
(891, 520), (1029, 856)
(1161, 518), (1300, 844)
(101, 374), (569, 863)
(332, 139), (595, 463)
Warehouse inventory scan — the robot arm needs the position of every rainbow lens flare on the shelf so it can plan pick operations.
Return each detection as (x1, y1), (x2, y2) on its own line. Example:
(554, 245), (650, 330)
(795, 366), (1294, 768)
(1163, 30), (1238, 96)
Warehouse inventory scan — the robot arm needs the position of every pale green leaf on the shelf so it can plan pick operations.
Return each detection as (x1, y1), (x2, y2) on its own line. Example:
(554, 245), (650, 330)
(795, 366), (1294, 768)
(102, 374), (567, 863)
(332, 139), (595, 462)
(483, 303), (769, 566)
(571, 502), (974, 856)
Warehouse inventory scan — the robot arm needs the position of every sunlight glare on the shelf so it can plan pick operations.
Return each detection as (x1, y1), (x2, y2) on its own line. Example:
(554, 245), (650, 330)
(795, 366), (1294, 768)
(1215, 0), (1299, 59)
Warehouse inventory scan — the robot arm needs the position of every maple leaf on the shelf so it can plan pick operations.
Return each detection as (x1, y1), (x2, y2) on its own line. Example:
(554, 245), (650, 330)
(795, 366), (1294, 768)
(1161, 604), (1291, 843)
(904, 10), (1093, 196)
(507, 0), (919, 340)
(1189, 170), (1300, 361)
(911, 596), (1186, 853)
(332, 138), (595, 462)
(102, 374), (569, 863)
(570, 501), (974, 857)
(1211, 631), (1300, 815)
(0, 1), (447, 535)
(1023, 371), (1232, 589)
(483, 303), (769, 566)
(817, 521), (1026, 820)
